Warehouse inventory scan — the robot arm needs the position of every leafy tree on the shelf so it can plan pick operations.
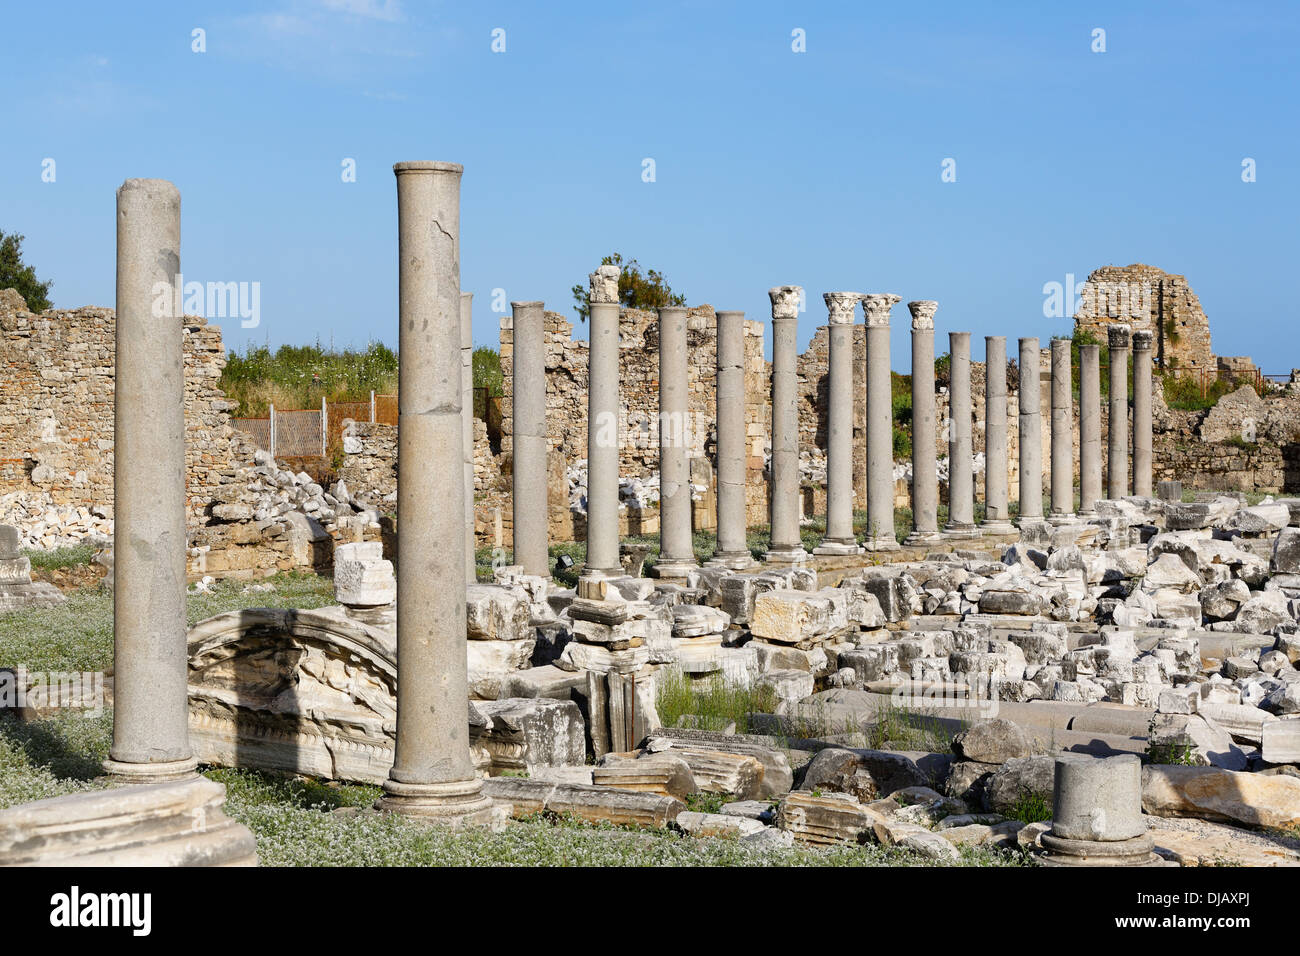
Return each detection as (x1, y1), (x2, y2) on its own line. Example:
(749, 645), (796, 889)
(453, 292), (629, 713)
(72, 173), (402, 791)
(570, 253), (686, 321)
(473, 346), (504, 395)
(0, 231), (53, 312)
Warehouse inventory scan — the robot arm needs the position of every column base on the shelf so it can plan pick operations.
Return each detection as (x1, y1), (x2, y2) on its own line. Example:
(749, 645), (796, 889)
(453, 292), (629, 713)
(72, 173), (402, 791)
(1048, 512), (1077, 526)
(101, 756), (199, 786)
(943, 523), (979, 539)
(1076, 509), (1098, 521)
(704, 551), (757, 570)
(902, 530), (943, 548)
(763, 547), (808, 566)
(1015, 514), (1045, 527)
(979, 519), (1016, 534)
(862, 537), (900, 552)
(650, 559), (698, 580)
(576, 569), (623, 600)
(812, 538), (863, 556)
(1038, 831), (1169, 867)
(375, 778), (508, 829)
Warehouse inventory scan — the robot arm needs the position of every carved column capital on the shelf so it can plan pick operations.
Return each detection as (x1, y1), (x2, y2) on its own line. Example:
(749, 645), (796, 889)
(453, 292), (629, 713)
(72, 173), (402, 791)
(861, 293), (901, 328)
(823, 291), (861, 325)
(907, 300), (937, 330)
(588, 265), (621, 304)
(768, 285), (803, 320)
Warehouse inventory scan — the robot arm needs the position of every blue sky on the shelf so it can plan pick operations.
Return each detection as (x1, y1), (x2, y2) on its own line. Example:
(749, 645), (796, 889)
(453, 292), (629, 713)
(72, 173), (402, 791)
(3, 1), (1297, 368)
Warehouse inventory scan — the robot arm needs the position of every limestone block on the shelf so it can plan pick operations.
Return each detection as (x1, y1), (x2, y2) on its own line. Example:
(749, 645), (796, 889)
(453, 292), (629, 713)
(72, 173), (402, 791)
(952, 718), (1034, 764)
(776, 790), (880, 846)
(1142, 765), (1300, 829)
(750, 589), (846, 644)
(471, 698), (586, 774)
(466, 584), (533, 641)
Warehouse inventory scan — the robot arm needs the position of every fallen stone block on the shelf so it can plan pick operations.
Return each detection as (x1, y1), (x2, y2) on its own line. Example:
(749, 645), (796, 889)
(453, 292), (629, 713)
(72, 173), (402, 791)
(675, 810), (767, 839)
(470, 698), (586, 775)
(592, 753), (696, 801)
(983, 755), (1055, 814)
(1262, 718), (1300, 764)
(644, 729), (793, 797)
(1141, 765), (1300, 829)
(951, 718), (1034, 764)
(750, 589), (847, 644)
(466, 584), (533, 641)
(480, 777), (685, 829)
(871, 818), (960, 861)
(776, 790), (879, 846)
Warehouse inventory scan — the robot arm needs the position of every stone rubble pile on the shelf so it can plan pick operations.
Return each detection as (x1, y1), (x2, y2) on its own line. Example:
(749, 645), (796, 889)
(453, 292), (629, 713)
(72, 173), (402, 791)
(0, 491), (112, 549)
(564, 458), (706, 515)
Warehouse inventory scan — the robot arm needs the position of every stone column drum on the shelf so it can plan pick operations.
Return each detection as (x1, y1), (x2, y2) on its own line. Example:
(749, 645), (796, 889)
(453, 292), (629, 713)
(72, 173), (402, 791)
(814, 293), (864, 555)
(377, 161), (497, 825)
(709, 309), (757, 569)
(102, 179), (197, 784)
(580, 265), (624, 587)
(981, 335), (1014, 533)
(1108, 325), (1131, 500)
(1017, 337), (1044, 522)
(944, 330), (976, 537)
(904, 302), (941, 546)
(461, 292), (476, 584)
(654, 305), (700, 577)
(1132, 329), (1154, 498)
(511, 300), (550, 578)
(863, 294), (901, 550)
(1049, 338), (1074, 522)
(1078, 343), (1103, 516)
(1040, 754), (1163, 866)
(764, 286), (807, 564)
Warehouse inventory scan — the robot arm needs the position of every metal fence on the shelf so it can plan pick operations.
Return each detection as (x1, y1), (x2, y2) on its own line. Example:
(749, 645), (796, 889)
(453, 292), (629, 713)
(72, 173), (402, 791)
(232, 392), (403, 460)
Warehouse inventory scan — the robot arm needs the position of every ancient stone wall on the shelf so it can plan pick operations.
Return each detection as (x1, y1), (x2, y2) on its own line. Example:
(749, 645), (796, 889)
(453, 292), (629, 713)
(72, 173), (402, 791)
(1073, 264), (1214, 370)
(0, 289), (254, 519)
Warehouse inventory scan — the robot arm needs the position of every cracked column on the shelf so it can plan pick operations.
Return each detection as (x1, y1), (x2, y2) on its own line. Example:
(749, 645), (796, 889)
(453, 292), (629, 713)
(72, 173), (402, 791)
(1132, 329), (1154, 497)
(945, 331), (976, 537)
(1108, 324), (1131, 499)
(863, 294), (901, 550)
(904, 301), (941, 546)
(655, 305), (700, 577)
(579, 265), (624, 588)
(102, 178), (196, 785)
(709, 309), (757, 569)
(1018, 337), (1044, 523)
(764, 285), (806, 565)
(462, 292), (476, 584)
(1079, 343), (1103, 516)
(1050, 337), (1075, 522)
(377, 161), (497, 825)
(981, 335), (1014, 533)
(511, 300), (550, 578)
(814, 293), (863, 555)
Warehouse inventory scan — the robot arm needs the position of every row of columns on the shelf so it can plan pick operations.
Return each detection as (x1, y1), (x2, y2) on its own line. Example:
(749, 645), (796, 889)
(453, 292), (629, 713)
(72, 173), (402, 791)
(507, 289), (1161, 586)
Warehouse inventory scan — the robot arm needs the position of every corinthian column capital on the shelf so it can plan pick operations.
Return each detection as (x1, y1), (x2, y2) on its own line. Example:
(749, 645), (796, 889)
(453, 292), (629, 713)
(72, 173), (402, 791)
(588, 265), (621, 304)
(823, 291), (861, 325)
(861, 293), (901, 327)
(907, 300), (937, 330)
(768, 285), (802, 320)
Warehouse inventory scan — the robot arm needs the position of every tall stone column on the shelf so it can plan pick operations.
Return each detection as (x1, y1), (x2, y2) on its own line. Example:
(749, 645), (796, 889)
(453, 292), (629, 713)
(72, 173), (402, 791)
(764, 286), (807, 565)
(981, 335), (1014, 532)
(461, 292), (476, 584)
(377, 161), (496, 824)
(863, 294), (901, 550)
(709, 309), (757, 569)
(1108, 325), (1131, 499)
(102, 178), (196, 784)
(1049, 337), (1075, 522)
(945, 331), (976, 536)
(904, 301), (940, 546)
(1018, 337), (1044, 522)
(511, 300), (550, 578)
(580, 265), (624, 587)
(1079, 343), (1103, 517)
(1132, 329), (1154, 498)
(654, 306), (699, 577)
(814, 293), (863, 555)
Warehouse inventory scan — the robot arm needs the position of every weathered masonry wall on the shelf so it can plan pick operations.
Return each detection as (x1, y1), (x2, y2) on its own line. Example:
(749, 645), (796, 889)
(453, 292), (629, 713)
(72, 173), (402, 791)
(1073, 263), (1214, 371)
(0, 289), (253, 518)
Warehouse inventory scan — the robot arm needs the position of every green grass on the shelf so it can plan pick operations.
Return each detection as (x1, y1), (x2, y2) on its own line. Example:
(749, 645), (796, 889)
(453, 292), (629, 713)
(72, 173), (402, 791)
(22, 544), (97, 570)
(1005, 791), (1052, 824)
(655, 668), (779, 735)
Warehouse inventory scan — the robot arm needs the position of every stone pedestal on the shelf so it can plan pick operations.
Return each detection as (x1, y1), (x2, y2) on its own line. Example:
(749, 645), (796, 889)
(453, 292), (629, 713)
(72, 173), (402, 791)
(708, 309), (757, 569)
(905, 302), (941, 546)
(944, 330), (976, 537)
(1078, 344), (1102, 517)
(376, 161), (500, 827)
(814, 293), (863, 555)
(461, 292), (476, 584)
(511, 301), (551, 579)
(1040, 754), (1165, 866)
(102, 178), (198, 786)
(1108, 324), (1131, 500)
(980, 336), (1014, 533)
(0, 524), (65, 612)
(579, 265), (625, 589)
(655, 306), (700, 577)
(1132, 329), (1154, 498)
(764, 286), (807, 565)
(1049, 337), (1074, 523)
(863, 294), (901, 550)
(1017, 337), (1044, 522)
